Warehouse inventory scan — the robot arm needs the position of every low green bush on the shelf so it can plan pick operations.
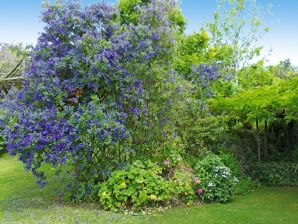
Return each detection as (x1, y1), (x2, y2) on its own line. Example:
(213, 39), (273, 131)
(170, 166), (196, 204)
(234, 177), (259, 195)
(193, 153), (238, 203)
(98, 160), (173, 211)
(98, 159), (202, 211)
(250, 162), (298, 186)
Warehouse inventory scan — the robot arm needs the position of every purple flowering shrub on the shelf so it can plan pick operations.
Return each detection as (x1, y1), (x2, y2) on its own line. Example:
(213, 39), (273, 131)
(1, 0), (184, 187)
(0, 0), (238, 209)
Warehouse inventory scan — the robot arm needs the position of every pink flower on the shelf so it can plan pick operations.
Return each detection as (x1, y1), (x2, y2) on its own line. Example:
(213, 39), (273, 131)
(197, 188), (203, 194)
(163, 159), (170, 166)
(193, 177), (201, 184)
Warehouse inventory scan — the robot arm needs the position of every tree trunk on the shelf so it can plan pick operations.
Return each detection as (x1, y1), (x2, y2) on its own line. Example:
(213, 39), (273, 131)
(264, 120), (268, 159)
(256, 118), (261, 163)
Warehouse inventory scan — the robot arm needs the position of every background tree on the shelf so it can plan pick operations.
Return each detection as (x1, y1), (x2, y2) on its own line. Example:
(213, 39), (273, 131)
(207, 0), (270, 80)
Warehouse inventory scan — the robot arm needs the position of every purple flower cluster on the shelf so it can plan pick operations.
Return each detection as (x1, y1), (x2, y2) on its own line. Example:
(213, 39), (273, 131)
(0, 0), (182, 185)
(191, 63), (221, 98)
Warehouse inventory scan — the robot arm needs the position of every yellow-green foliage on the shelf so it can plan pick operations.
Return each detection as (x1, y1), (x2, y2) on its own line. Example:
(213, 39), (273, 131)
(210, 77), (298, 122)
(119, 0), (186, 31)
(98, 160), (173, 211)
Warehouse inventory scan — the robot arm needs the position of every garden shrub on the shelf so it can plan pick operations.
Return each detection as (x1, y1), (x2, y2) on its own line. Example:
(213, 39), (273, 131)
(0, 0), (184, 188)
(160, 139), (184, 167)
(168, 164), (196, 205)
(194, 153), (238, 203)
(98, 160), (173, 211)
(249, 162), (298, 186)
(176, 111), (228, 156)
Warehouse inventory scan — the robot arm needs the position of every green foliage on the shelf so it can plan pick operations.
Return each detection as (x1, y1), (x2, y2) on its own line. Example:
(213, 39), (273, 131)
(119, 0), (186, 31)
(211, 77), (298, 123)
(98, 159), (200, 211)
(170, 166), (196, 204)
(98, 160), (173, 211)
(119, 0), (149, 25)
(218, 151), (239, 176)
(2, 154), (298, 223)
(249, 162), (298, 186)
(174, 30), (234, 83)
(207, 0), (270, 73)
(0, 134), (5, 154)
(0, 43), (30, 76)
(238, 61), (275, 90)
(194, 153), (238, 203)
(174, 30), (210, 78)
(210, 73), (298, 166)
(160, 139), (184, 166)
(268, 59), (298, 79)
(234, 176), (258, 195)
(177, 110), (228, 155)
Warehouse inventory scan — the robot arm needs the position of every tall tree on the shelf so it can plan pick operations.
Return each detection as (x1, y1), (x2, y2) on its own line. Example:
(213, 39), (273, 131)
(207, 0), (270, 79)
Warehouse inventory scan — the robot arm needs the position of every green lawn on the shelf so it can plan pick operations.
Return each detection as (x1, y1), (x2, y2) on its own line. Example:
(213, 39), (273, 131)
(1, 153), (298, 224)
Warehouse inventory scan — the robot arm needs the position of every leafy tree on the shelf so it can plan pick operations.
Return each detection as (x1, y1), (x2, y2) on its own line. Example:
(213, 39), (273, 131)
(238, 60), (275, 90)
(268, 59), (298, 79)
(0, 43), (29, 77)
(210, 77), (298, 162)
(207, 0), (270, 78)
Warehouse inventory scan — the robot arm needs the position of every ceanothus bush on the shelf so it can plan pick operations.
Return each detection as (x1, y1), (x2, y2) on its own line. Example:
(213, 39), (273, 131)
(1, 0), (183, 187)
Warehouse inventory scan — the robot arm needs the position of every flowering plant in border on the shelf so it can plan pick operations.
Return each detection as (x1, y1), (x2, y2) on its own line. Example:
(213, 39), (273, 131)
(194, 153), (238, 203)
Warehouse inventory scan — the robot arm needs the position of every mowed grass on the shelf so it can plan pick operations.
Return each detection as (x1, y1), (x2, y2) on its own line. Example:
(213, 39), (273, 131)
(1, 153), (298, 224)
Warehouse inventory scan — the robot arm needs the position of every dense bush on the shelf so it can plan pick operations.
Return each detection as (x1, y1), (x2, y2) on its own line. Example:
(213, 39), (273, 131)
(98, 160), (201, 211)
(249, 162), (298, 186)
(194, 153), (238, 202)
(177, 111), (228, 156)
(98, 160), (173, 211)
(0, 0), (184, 187)
(168, 164), (196, 204)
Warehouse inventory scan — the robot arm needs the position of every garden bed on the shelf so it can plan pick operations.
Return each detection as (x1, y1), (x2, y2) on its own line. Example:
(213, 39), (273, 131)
(1, 154), (297, 224)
